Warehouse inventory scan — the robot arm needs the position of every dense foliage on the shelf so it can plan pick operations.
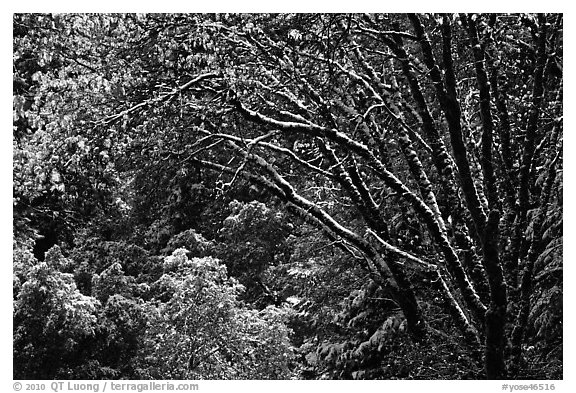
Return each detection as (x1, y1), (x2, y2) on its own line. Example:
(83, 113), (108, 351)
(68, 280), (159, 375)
(13, 13), (562, 379)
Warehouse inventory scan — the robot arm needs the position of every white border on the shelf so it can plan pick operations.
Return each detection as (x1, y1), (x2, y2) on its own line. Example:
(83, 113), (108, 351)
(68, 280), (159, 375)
(3, 3), (572, 391)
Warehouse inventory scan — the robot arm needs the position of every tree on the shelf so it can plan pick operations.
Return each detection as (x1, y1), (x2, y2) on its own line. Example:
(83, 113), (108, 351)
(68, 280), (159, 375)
(13, 13), (563, 379)
(13, 14), (135, 257)
(135, 249), (294, 379)
(13, 245), (100, 379)
(127, 13), (559, 378)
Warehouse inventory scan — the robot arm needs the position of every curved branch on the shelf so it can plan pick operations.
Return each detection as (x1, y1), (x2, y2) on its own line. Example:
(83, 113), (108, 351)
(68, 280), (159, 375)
(234, 98), (488, 325)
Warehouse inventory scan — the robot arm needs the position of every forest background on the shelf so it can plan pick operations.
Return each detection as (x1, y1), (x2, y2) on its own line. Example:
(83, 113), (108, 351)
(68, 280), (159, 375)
(8, 7), (569, 383)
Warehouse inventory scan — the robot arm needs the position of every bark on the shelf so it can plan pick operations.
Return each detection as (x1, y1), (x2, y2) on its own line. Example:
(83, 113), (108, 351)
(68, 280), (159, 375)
(223, 134), (432, 342)
(409, 14), (488, 240)
(193, 154), (396, 292)
(410, 14), (511, 378)
(382, 30), (460, 215)
(432, 270), (483, 358)
(383, 16), (488, 301)
(508, 14), (548, 290)
(226, 92), (481, 342)
(438, 17), (490, 270)
(465, 14), (499, 212)
(236, 97), (488, 326)
(316, 140), (430, 341)
(343, 26), (492, 322)
(346, 158), (430, 340)
(481, 210), (508, 379)
(441, 15), (491, 236)
(484, 20), (518, 250)
(463, 17), (510, 378)
(484, 15), (515, 193)
(183, 15), (561, 377)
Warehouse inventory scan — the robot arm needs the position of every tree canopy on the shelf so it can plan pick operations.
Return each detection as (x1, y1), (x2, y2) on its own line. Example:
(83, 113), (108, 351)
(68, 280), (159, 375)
(13, 13), (562, 380)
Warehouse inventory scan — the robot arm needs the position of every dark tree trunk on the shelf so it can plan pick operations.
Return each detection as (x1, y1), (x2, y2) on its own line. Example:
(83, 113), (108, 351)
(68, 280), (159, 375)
(482, 211), (508, 379)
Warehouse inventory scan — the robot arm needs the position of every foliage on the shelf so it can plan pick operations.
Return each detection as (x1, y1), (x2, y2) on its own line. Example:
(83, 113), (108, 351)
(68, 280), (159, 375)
(13, 13), (562, 380)
(13, 245), (100, 379)
(134, 249), (294, 379)
(214, 200), (294, 305)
